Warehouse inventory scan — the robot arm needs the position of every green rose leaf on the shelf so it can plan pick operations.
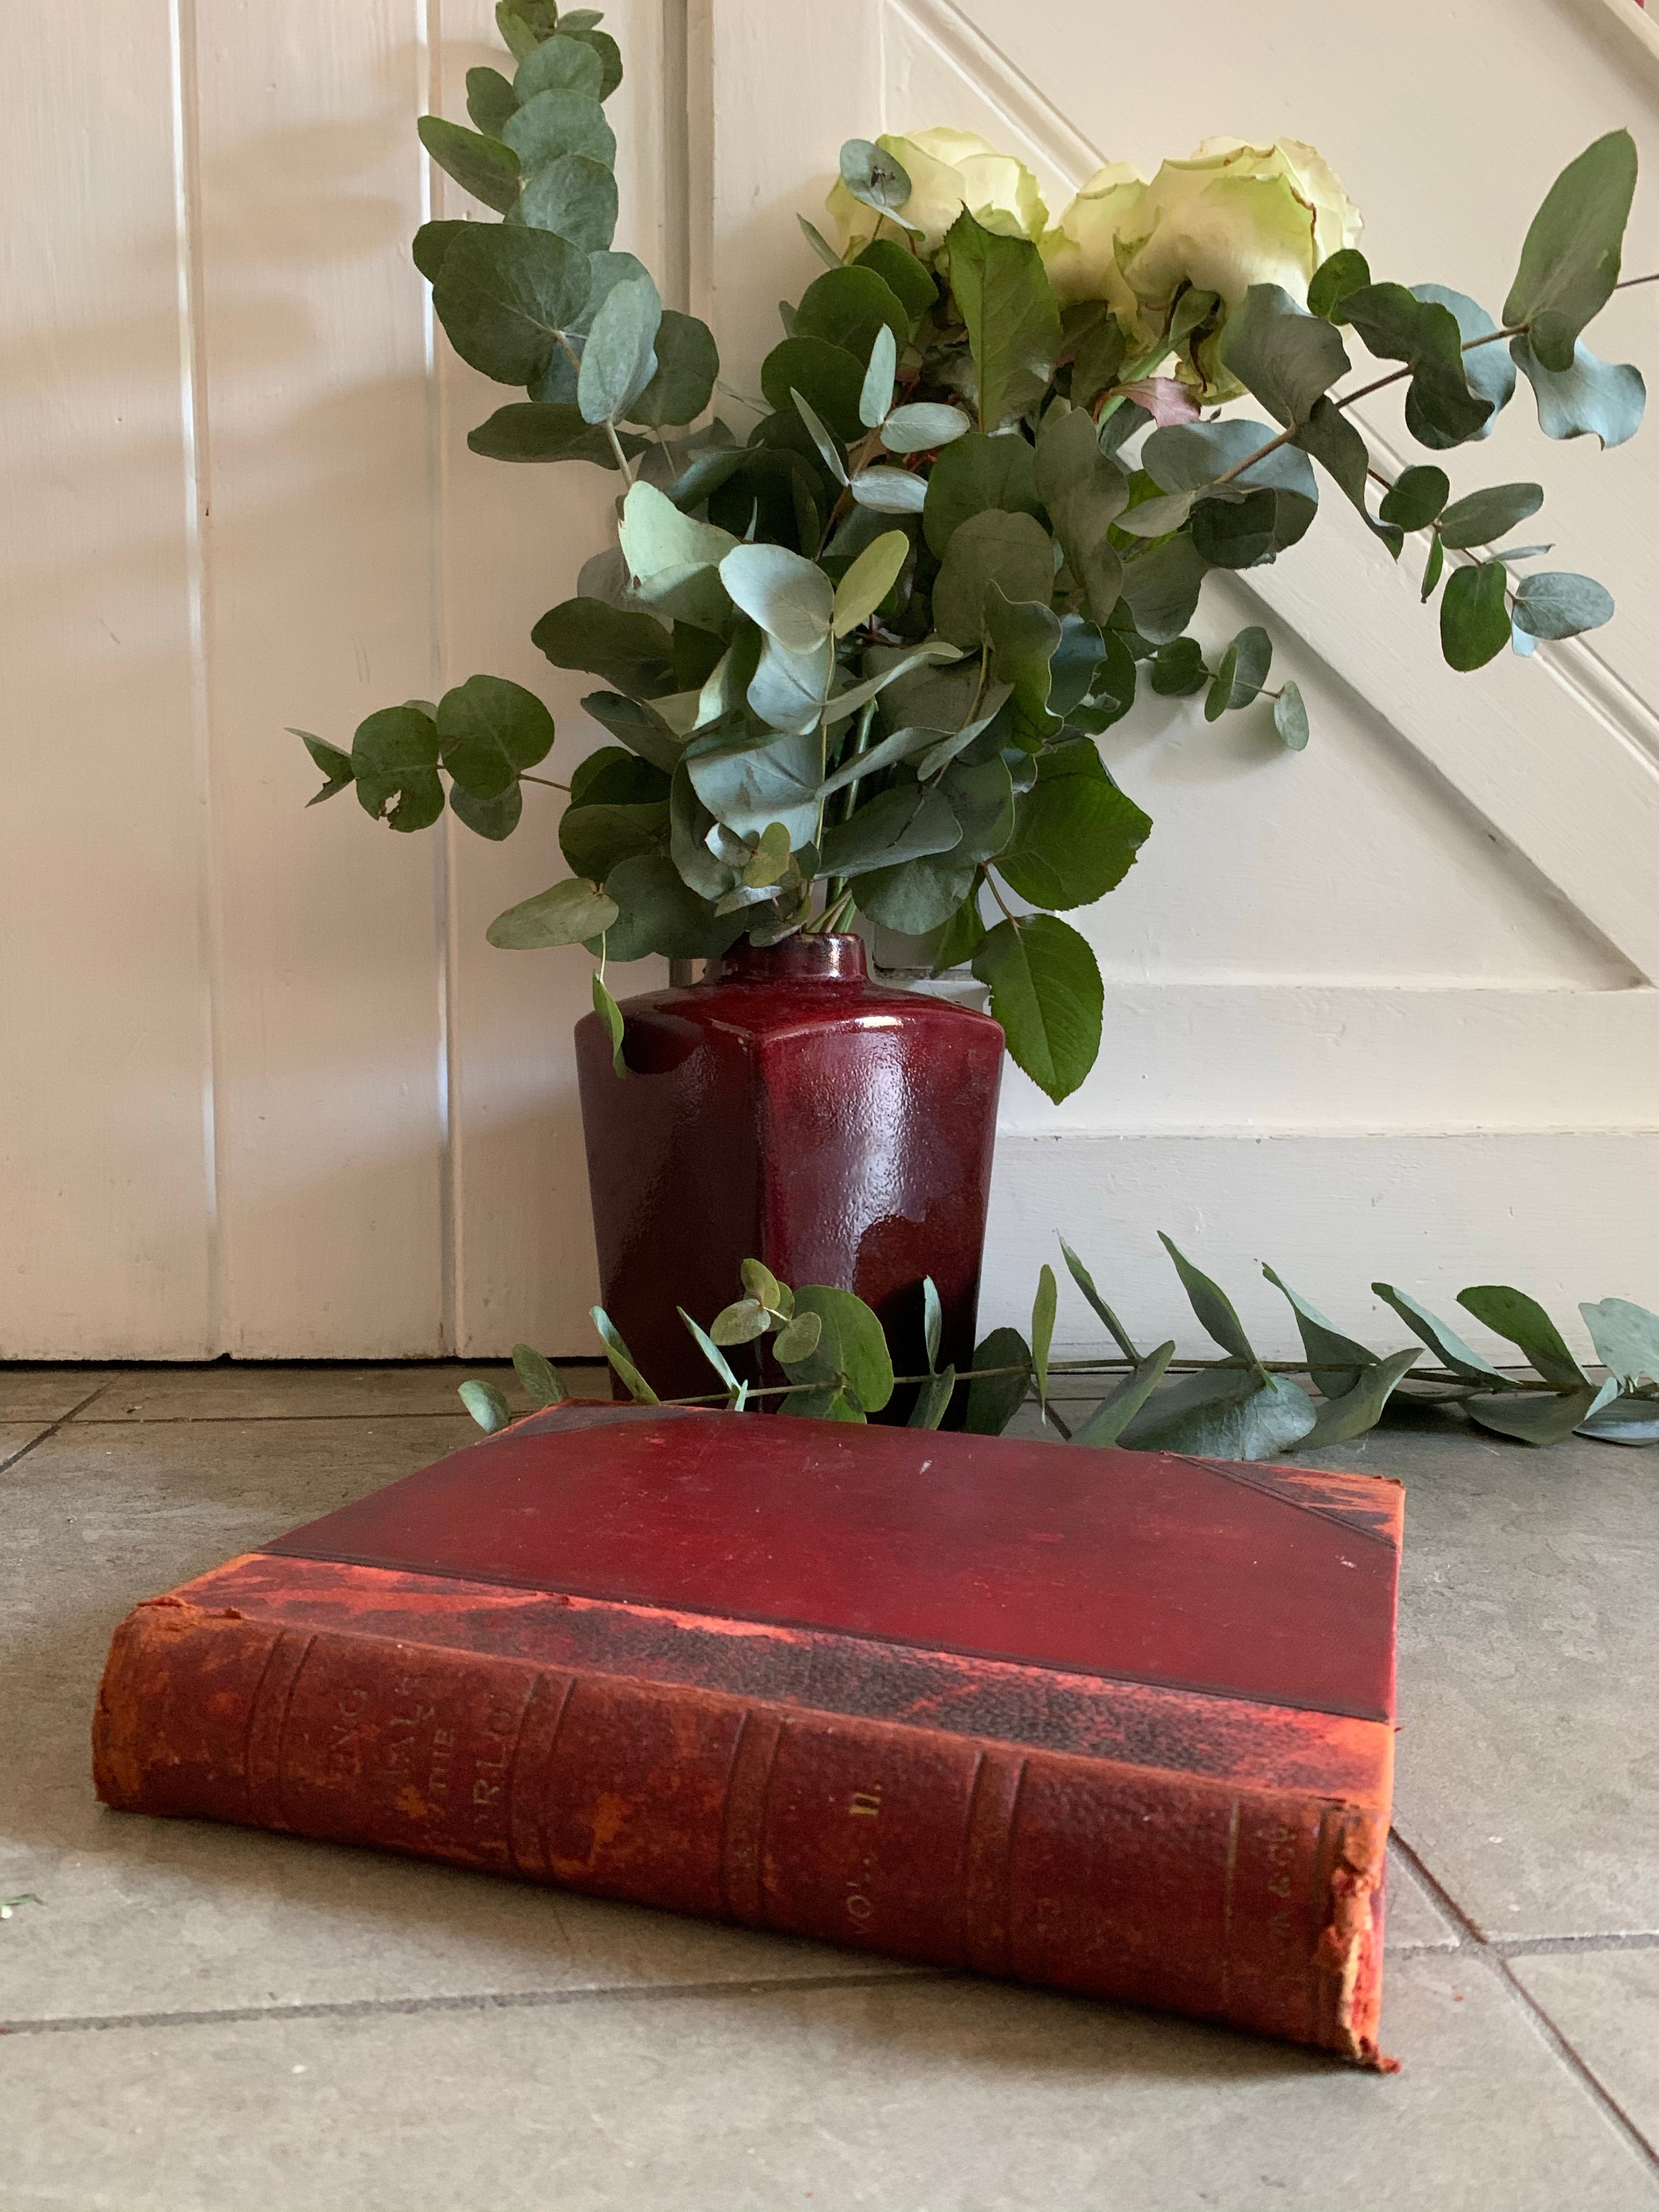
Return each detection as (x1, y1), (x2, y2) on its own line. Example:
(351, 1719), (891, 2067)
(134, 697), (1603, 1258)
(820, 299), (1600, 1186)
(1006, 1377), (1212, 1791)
(1307, 247), (1370, 322)
(487, 877), (620, 950)
(962, 1326), (1032, 1436)
(1218, 283), (1350, 427)
(945, 210), (1062, 433)
(1511, 571), (1615, 641)
(930, 891), (987, 974)
(351, 704), (443, 832)
(1116, 1368), (1317, 1460)
(514, 31), (604, 101)
(1273, 681), (1310, 750)
(854, 238), (938, 326)
(1440, 561), (1511, 672)
(760, 336), (867, 443)
(793, 265), (911, 362)
(1437, 482), (1543, 550)
(578, 272), (662, 425)
(923, 429), (1042, 557)
(517, 153), (618, 252)
(432, 224), (592, 387)
(1035, 405), (1128, 628)
(972, 913), (1103, 1104)
(467, 400), (644, 467)
(501, 88), (616, 173)
(1510, 336), (1646, 449)
(416, 116), (522, 215)
(532, 597), (675, 696)
(1457, 1284), (1589, 1389)
(1504, 129), (1637, 372)
(1069, 1342), (1176, 1449)
(1378, 465), (1451, 532)
(627, 311), (719, 428)
(779, 1284), (895, 1413)
(996, 741), (1150, 909)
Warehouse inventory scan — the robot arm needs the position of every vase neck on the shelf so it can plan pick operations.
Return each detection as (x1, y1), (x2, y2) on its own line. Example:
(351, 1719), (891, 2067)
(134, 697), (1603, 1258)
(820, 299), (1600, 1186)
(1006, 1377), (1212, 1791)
(713, 933), (868, 986)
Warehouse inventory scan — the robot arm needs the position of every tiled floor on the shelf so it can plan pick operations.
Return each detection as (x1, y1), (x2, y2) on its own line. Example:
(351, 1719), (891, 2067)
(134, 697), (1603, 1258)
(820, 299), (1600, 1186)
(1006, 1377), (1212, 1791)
(2, 1364), (1655, 2210)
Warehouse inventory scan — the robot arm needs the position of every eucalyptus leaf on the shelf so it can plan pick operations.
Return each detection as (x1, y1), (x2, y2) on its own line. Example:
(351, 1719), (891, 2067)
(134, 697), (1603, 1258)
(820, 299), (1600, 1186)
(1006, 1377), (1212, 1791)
(458, 1379), (513, 1432)
(432, 224), (591, 387)
(1120, 535), (1209, 646)
(1511, 571), (1615, 641)
(449, 782), (523, 840)
(1458, 1284), (1589, 1388)
(1579, 1296), (1659, 1389)
(1412, 286), (1516, 444)
(923, 430), (1042, 558)
(820, 784), (962, 874)
(1273, 682), (1310, 750)
(1035, 404), (1127, 628)
(932, 510), (1054, 648)
(533, 597), (674, 696)
(907, 1365), (957, 1431)
(1576, 1393), (1659, 1447)
(578, 272), (661, 425)
(417, 116), (521, 215)
(1118, 1367), (1317, 1459)
(679, 1307), (748, 1407)
(1465, 1379), (1617, 1446)
(1307, 248), (1370, 321)
(501, 88), (616, 173)
(590, 1303), (658, 1401)
(849, 467), (930, 513)
(761, 336), (867, 443)
(832, 530), (909, 636)
(1058, 1238), (1139, 1362)
(798, 215), (843, 270)
(351, 704), (443, 832)
(1031, 1263), (1058, 1413)
(1440, 561), (1510, 672)
(468, 401), (642, 466)
(923, 1276), (944, 1372)
(1158, 1233), (1260, 1368)
(1218, 283), (1350, 426)
(1205, 625), (1271, 718)
(1070, 1342), (1176, 1448)
(962, 1326), (1032, 1435)
(1437, 482), (1543, 550)
(514, 32), (604, 101)
(838, 138), (916, 224)
(793, 264), (911, 362)
(779, 1284), (894, 1413)
(1371, 1282), (1513, 1385)
(854, 238), (938, 328)
(487, 876), (619, 949)
(1295, 1347), (1423, 1451)
(1338, 283), (1492, 448)
(512, 1343), (570, 1406)
(1510, 336), (1645, 449)
(591, 969), (628, 1079)
(437, 673), (555, 797)
(466, 65), (519, 138)
(719, 542), (834, 651)
(517, 152), (617, 251)
(859, 323), (897, 430)
(881, 403), (972, 454)
(1379, 465), (1451, 531)
(1504, 129), (1637, 371)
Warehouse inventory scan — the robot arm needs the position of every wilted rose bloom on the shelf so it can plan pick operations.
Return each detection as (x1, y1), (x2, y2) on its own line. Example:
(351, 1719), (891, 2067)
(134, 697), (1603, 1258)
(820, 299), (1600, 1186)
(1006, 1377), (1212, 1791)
(1045, 138), (1362, 399)
(826, 128), (1048, 259)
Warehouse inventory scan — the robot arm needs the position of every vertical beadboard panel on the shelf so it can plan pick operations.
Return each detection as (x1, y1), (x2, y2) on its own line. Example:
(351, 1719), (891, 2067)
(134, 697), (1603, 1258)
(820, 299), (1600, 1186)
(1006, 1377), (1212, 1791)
(194, 0), (447, 1354)
(0, 0), (213, 1356)
(441, 1), (676, 1357)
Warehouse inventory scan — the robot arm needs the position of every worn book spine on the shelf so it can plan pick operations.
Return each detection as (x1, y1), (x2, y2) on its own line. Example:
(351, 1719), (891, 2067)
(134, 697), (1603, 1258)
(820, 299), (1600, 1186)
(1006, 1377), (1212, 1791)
(93, 1595), (1389, 2065)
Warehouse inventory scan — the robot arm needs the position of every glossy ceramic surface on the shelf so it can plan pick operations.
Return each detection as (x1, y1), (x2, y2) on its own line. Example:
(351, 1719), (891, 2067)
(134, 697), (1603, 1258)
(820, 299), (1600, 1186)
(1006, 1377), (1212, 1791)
(573, 937), (1005, 1410)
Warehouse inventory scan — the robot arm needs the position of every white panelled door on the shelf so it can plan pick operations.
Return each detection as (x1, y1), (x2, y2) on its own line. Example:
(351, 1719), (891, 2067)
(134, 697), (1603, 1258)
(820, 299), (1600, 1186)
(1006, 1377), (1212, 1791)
(703, 0), (1659, 1361)
(4, 0), (1658, 1362)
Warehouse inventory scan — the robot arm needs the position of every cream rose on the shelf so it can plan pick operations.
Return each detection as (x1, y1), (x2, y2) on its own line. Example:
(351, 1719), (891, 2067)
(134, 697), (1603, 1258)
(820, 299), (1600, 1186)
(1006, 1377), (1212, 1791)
(1045, 138), (1361, 398)
(826, 128), (1048, 260)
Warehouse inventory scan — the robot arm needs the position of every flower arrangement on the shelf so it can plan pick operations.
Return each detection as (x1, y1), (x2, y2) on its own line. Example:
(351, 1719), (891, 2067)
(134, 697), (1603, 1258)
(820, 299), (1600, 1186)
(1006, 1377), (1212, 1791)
(296, 2), (1647, 1103)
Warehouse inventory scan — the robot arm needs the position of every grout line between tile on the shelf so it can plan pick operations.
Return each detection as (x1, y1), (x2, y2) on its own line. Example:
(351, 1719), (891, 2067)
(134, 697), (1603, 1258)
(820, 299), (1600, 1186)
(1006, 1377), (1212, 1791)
(0, 1384), (119, 1472)
(1390, 1832), (1659, 2172)
(1494, 1931), (1659, 1957)
(0, 1968), (938, 2040)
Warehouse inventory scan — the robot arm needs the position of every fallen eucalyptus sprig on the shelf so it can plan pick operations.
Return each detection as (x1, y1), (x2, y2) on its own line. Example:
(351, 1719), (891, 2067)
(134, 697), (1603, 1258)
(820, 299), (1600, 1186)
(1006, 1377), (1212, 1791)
(459, 1234), (1659, 1457)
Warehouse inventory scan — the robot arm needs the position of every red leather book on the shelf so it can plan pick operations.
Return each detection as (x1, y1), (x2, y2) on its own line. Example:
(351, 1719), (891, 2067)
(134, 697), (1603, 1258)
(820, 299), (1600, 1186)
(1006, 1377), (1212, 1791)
(93, 1404), (1403, 2064)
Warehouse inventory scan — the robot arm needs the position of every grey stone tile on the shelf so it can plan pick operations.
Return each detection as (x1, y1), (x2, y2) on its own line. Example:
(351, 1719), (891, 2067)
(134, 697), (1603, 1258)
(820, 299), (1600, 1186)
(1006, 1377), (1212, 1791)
(0, 1423), (51, 1472)
(0, 1369), (116, 1421)
(1311, 1421), (1659, 1944)
(1509, 1948), (1659, 2151)
(0, 1417), (920, 2022)
(4, 1953), (1654, 2212)
(1384, 1844), (1461, 1954)
(71, 1362), (548, 1422)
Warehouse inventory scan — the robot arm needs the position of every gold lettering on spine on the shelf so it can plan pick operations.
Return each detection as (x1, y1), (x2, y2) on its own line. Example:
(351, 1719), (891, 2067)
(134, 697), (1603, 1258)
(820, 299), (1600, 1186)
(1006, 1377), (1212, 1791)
(845, 1784), (881, 1929)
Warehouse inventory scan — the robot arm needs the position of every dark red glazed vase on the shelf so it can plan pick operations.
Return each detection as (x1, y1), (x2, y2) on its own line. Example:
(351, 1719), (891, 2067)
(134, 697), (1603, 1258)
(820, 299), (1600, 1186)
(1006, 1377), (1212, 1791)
(574, 935), (1005, 1412)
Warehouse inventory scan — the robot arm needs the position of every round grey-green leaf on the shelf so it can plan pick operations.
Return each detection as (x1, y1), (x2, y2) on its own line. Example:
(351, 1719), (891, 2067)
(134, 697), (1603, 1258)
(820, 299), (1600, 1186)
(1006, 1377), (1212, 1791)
(1512, 570), (1615, 641)
(881, 402), (972, 454)
(1273, 681), (1310, 749)
(432, 225), (593, 387)
(1440, 561), (1511, 672)
(487, 877), (619, 949)
(517, 153), (618, 252)
(578, 272), (662, 425)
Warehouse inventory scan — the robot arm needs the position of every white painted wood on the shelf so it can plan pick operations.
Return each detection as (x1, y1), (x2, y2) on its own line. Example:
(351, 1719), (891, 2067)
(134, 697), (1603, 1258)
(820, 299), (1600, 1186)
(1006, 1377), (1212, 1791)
(0, 0), (215, 1357)
(714, 0), (1659, 1356)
